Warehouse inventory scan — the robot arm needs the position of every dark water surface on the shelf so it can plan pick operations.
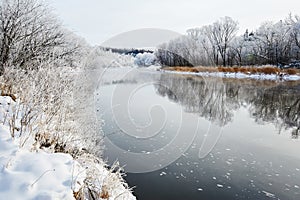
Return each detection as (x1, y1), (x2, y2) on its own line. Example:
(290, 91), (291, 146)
(97, 68), (300, 200)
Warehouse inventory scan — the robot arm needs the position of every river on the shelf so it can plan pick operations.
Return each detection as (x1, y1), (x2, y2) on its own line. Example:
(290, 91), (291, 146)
(97, 67), (300, 200)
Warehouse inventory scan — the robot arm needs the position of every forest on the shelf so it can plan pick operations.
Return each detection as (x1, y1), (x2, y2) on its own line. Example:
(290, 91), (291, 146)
(156, 15), (300, 67)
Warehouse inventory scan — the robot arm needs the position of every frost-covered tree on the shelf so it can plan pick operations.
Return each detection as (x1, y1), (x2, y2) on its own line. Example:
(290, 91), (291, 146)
(156, 14), (300, 67)
(186, 28), (212, 65)
(134, 52), (156, 66)
(230, 36), (246, 66)
(204, 16), (239, 66)
(156, 17), (239, 67)
(0, 0), (79, 74)
(286, 14), (300, 59)
(156, 37), (194, 66)
(253, 20), (293, 65)
(229, 30), (258, 66)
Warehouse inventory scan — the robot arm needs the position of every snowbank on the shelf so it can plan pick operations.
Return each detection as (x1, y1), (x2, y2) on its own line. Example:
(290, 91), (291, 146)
(0, 96), (80, 199)
(0, 95), (135, 200)
(161, 69), (300, 81)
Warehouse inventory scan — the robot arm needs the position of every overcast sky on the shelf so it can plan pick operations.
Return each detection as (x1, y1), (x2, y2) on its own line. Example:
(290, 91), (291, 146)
(49, 0), (300, 45)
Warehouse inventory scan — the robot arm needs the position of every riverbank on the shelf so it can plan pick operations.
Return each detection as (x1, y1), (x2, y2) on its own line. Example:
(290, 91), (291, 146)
(161, 66), (300, 81)
(0, 96), (135, 200)
(0, 66), (136, 200)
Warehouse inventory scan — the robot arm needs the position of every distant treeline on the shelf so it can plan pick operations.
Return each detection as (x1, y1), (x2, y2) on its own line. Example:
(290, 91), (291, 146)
(156, 14), (300, 68)
(100, 47), (153, 56)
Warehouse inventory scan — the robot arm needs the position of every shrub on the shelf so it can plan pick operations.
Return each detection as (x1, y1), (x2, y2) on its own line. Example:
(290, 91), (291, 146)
(0, 66), (77, 148)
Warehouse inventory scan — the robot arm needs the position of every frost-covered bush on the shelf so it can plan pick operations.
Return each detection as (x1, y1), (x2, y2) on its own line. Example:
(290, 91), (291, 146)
(134, 52), (157, 66)
(82, 48), (134, 69)
(0, 64), (103, 157)
(0, 64), (136, 200)
(0, 65), (75, 148)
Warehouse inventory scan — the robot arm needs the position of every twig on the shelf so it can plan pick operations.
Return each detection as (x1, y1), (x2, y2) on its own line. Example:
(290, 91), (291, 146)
(30, 168), (56, 187)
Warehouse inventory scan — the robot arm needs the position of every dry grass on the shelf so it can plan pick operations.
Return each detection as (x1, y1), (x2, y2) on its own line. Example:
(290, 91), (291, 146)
(257, 66), (280, 75)
(233, 67), (239, 73)
(284, 68), (298, 75)
(73, 189), (84, 200)
(0, 83), (17, 101)
(239, 67), (250, 74)
(196, 66), (218, 73)
(163, 66), (199, 73)
(162, 66), (300, 76)
(99, 185), (110, 199)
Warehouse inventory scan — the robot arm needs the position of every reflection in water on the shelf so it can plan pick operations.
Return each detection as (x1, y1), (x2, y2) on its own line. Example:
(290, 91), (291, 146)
(99, 68), (300, 200)
(249, 85), (300, 139)
(156, 73), (300, 138)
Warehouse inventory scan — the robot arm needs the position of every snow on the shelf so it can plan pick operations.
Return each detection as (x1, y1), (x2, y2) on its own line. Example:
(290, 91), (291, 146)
(146, 65), (161, 71)
(134, 52), (156, 66)
(161, 69), (300, 81)
(0, 96), (136, 200)
(0, 150), (84, 199)
(0, 96), (84, 199)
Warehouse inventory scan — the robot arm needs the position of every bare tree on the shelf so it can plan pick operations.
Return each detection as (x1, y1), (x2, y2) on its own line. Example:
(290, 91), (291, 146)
(0, 0), (77, 74)
(253, 21), (292, 65)
(286, 13), (300, 54)
(157, 14), (300, 67)
(205, 16), (239, 66)
(202, 25), (220, 65)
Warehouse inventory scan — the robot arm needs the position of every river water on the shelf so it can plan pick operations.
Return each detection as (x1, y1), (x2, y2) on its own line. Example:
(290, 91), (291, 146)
(97, 67), (300, 200)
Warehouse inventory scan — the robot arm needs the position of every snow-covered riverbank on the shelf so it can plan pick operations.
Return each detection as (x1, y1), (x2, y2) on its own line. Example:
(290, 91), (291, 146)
(161, 69), (300, 81)
(0, 95), (135, 200)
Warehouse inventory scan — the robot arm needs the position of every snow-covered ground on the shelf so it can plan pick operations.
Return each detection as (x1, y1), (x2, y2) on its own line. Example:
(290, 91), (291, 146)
(161, 69), (300, 81)
(0, 96), (135, 200)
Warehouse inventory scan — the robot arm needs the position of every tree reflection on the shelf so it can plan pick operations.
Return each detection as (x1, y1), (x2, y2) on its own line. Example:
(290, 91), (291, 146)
(156, 74), (240, 126)
(156, 74), (300, 138)
(249, 85), (300, 138)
